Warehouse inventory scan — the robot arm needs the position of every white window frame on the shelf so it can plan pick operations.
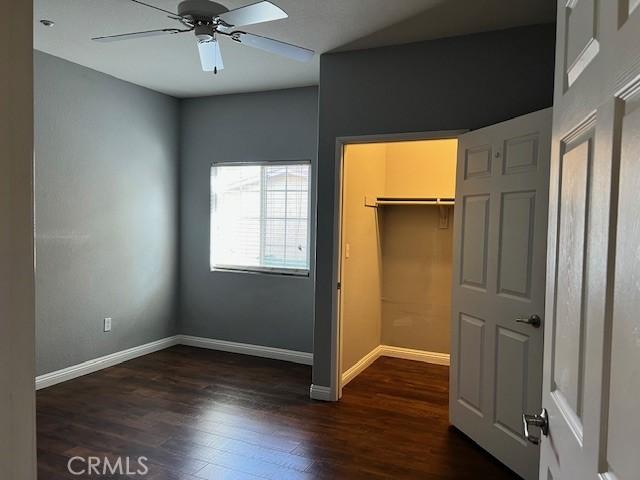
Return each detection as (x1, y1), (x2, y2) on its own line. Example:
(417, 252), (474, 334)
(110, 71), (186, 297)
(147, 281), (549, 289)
(210, 160), (312, 277)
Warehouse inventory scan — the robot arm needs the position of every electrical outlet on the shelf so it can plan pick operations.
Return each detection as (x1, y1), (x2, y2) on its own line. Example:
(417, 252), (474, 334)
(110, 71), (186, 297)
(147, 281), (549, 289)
(103, 317), (112, 332)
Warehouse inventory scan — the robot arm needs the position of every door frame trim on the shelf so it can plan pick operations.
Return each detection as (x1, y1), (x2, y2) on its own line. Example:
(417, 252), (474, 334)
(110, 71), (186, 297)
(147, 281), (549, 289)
(328, 129), (467, 401)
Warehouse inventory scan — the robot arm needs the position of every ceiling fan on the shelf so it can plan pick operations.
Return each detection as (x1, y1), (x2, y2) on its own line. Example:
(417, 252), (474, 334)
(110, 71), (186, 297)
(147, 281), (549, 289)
(92, 0), (314, 74)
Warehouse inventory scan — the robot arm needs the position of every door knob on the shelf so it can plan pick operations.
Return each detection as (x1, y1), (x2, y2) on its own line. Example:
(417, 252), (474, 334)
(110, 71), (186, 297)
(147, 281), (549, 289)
(516, 314), (542, 328)
(522, 408), (549, 445)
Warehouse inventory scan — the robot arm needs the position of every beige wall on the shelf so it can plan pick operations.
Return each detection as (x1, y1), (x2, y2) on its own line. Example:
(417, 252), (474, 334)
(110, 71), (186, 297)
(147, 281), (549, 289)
(380, 206), (454, 353)
(340, 139), (457, 374)
(0, 0), (36, 478)
(381, 139), (456, 353)
(385, 139), (457, 198)
(340, 144), (386, 373)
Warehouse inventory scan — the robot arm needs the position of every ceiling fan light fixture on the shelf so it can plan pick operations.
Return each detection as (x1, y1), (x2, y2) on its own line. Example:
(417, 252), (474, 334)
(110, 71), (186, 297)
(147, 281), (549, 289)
(198, 37), (224, 73)
(194, 24), (215, 42)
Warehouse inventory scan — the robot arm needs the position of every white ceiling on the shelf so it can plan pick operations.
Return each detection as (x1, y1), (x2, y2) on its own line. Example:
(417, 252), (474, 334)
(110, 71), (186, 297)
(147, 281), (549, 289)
(34, 0), (556, 98)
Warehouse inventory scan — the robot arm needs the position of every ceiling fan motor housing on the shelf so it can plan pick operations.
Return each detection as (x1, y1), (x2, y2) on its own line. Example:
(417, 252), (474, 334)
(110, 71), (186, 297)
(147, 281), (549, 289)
(178, 0), (229, 20)
(195, 24), (216, 42)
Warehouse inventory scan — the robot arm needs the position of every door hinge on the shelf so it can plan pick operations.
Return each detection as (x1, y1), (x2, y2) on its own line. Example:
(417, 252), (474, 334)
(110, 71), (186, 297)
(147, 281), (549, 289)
(337, 282), (341, 290)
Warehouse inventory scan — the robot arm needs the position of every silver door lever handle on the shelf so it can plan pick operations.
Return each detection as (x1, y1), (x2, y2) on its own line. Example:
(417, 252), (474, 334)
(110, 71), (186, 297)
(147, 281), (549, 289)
(516, 314), (542, 328)
(522, 408), (549, 445)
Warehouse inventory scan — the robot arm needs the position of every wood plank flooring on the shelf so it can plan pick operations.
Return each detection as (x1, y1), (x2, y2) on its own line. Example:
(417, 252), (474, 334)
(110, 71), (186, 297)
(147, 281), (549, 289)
(37, 345), (520, 479)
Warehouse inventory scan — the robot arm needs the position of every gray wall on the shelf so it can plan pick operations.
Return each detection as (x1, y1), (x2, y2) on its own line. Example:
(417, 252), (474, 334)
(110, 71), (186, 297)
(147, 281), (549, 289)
(313, 24), (556, 387)
(179, 87), (318, 353)
(34, 51), (180, 375)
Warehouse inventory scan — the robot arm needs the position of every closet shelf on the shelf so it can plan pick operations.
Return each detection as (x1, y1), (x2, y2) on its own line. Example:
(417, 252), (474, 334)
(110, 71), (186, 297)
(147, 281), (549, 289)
(364, 196), (455, 208)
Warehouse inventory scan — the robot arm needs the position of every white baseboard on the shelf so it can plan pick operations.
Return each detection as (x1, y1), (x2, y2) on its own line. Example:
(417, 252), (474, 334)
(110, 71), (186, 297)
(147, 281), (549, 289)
(338, 345), (450, 390)
(36, 335), (313, 390)
(35, 335), (180, 390)
(380, 345), (450, 366)
(309, 384), (333, 401)
(179, 335), (313, 365)
(35, 336), (445, 396)
(341, 345), (383, 386)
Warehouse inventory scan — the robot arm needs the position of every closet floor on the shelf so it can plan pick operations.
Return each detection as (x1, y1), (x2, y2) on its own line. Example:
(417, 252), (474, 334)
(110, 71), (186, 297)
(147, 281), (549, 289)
(37, 346), (519, 479)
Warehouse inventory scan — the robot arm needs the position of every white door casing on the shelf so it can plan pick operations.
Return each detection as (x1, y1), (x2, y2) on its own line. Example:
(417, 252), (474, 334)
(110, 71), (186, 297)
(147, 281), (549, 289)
(0, 0), (36, 478)
(450, 108), (552, 480)
(330, 130), (465, 401)
(540, 2), (640, 480)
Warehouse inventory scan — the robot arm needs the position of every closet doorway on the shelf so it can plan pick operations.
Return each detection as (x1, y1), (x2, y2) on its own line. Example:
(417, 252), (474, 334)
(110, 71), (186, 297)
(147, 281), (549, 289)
(331, 110), (552, 480)
(335, 131), (464, 397)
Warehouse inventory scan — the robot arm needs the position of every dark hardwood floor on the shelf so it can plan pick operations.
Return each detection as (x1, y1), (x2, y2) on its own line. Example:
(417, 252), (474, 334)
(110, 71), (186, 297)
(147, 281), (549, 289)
(37, 346), (520, 479)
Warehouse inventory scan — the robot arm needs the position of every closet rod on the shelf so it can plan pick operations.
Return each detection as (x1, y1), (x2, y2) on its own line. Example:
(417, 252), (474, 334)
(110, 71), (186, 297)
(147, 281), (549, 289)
(365, 196), (455, 208)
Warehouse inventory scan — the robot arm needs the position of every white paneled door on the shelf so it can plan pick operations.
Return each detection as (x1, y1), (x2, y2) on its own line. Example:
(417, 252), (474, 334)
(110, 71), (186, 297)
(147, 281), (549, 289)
(451, 108), (552, 480)
(540, 2), (640, 480)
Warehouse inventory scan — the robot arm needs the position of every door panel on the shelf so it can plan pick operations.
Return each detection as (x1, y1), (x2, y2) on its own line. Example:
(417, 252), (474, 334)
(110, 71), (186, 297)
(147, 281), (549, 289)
(495, 327), (530, 443)
(503, 134), (539, 175)
(552, 135), (592, 421)
(497, 191), (536, 299)
(606, 84), (640, 480)
(464, 146), (492, 179)
(542, 109), (599, 480)
(620, 0), (640, 25)
(460, 195), (490, 289)
(458, 313), (485, 413)
(564, 0), (600, 87)
(451, 108), (552, 480)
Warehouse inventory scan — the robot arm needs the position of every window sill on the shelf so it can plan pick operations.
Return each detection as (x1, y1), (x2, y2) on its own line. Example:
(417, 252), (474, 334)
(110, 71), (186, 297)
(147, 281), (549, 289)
(211, 266), (310, 278)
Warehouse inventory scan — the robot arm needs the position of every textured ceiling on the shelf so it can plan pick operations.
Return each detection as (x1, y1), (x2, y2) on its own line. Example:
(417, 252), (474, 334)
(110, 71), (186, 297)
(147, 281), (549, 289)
(337, 0), (556, 52)
(34, 0), (556, 98)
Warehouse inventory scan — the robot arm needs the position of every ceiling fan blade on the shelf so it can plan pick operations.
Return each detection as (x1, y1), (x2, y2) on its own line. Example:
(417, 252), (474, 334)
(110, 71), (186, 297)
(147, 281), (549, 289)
(231, 32), (313, 62)
(127, 0), (180, 17)
(218, 1), (287, 28)
(198, 39), (224, 73)
(92, 28), (189, 43)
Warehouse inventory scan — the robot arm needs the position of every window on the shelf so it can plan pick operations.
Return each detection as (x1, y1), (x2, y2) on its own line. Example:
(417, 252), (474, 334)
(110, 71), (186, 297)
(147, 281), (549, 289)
(210, 162), (311, 275)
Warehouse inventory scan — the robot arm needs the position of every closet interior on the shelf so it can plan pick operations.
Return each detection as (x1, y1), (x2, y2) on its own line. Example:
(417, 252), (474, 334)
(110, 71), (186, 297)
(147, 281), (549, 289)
(340, 138), (458, 385)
